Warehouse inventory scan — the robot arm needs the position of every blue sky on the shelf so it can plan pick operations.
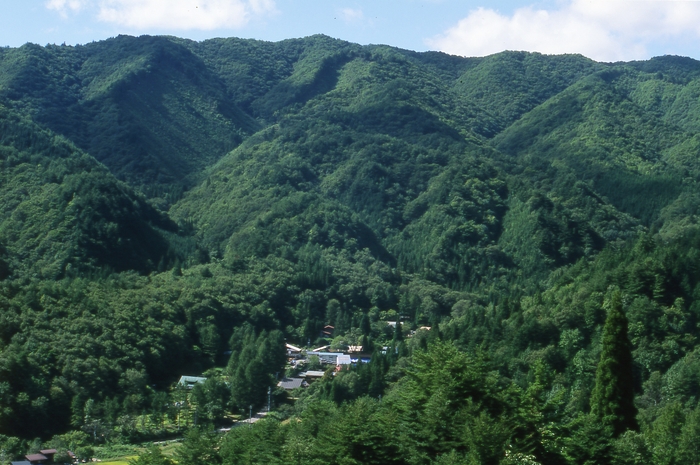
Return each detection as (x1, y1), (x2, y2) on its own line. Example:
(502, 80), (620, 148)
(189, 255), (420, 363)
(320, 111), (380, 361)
(3, 0), (700, 62)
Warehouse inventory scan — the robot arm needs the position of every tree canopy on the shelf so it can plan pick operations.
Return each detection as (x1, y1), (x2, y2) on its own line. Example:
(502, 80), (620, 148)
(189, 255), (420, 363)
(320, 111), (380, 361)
(2, 34), (700, 464)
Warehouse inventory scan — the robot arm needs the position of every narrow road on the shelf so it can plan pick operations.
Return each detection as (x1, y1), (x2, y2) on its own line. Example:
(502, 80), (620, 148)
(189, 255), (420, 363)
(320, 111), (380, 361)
(229, 411), (268, 429)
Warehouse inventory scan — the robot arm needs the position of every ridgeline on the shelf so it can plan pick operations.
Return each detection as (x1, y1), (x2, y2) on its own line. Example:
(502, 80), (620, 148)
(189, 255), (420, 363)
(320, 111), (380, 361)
(0, 35), (699, 464)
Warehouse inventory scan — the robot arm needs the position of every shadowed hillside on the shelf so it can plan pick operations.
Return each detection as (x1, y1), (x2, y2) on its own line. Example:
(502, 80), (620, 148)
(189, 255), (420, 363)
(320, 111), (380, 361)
(2, 36), (700, 464)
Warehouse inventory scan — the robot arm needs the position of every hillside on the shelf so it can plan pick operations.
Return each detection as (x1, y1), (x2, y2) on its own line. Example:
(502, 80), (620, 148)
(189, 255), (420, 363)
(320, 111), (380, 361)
(0, 36), (258, 202)
(1, 34), (700, 464)
(0, 104), (176, 278)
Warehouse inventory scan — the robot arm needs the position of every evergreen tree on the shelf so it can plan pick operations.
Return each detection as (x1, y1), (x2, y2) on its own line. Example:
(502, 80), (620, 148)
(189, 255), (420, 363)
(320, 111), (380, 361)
(360, 314), (371, 336)
(393, 320), (403, 342)
(590, 290), (638, 436)
(176, 428), (222, 465)
(677, 405), (700, 465)
(128, 446), (175, 465)
(227, 328), (286, 411)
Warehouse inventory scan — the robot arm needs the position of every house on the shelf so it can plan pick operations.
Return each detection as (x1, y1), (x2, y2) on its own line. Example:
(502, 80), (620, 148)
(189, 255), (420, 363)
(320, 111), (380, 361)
(344, 346), (371, 362)
(408, 327), (432, 337)
(312, 352), (344, 365)
(11, 461), (32, 465)
(277, 377), (306, 390)
(286, 343), (303, 362)
(39, 450), (57, 463)
(310, 345), (330, 353)
(336, 355), (351, 365)
(299, 370), (326, 382)
(320, 325), (335, 338)
(178, 376), (207, 389)
(286, 343), (302, 354)
(24, 454), (48, 465)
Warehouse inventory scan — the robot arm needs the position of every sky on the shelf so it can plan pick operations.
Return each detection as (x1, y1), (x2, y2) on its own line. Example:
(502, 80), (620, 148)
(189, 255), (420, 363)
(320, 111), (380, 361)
(2, 0), (700, 62)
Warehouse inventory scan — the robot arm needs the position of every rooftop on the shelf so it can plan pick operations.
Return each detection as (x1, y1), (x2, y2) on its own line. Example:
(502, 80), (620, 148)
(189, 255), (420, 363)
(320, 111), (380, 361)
(286, 343), (302, 352)
(300, 370), (326, 377)
(178, 376), (207, 388)
(277, 377), (305, 390)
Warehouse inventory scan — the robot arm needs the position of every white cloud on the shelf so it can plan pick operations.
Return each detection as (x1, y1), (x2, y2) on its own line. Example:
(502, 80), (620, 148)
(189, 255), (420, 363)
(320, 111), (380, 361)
(248, 0), (276, 15)
(47, 0), (276, 30)
(341, 8), (364, 23)
(46, 0), (89, 17)
(97, 0), (277, 29)
(428, 0), (700, 62)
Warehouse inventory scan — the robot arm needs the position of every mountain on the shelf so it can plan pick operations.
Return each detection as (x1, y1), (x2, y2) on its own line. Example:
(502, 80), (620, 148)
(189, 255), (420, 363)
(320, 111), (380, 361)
(2, 34), (700, 462)
(171, 40), (638, 292)
(452, 51), (604, 135)
(0, 36), (258, 202)
(0, 103), (176, 279)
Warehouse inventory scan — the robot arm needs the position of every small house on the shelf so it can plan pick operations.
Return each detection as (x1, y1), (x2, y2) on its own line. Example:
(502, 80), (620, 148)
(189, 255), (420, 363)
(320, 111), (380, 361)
(312, 352), (344, 365)
(299, 370), (326, 383)
(24, 454), (48, 465)
(277, 377), (306, 390)
(178, 376), (207, 389)
(286, 343), (302, 354)
(310, 345), (330, 353)
(39, 450), (57, 463)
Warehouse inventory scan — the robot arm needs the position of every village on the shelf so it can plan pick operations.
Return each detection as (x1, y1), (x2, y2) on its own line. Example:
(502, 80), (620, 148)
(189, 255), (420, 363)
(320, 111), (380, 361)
(180, 321), (432, 420)
(273, 323), (430, 393)
(5, 321), (433, 465)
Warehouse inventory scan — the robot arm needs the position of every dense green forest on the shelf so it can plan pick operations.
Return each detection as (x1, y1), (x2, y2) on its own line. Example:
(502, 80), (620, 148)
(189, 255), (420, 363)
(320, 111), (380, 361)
(2, 34), (700, 464)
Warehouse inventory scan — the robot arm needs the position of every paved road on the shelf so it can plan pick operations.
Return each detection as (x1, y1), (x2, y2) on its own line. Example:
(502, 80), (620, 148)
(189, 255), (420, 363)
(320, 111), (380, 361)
(228, 411), (268, 429)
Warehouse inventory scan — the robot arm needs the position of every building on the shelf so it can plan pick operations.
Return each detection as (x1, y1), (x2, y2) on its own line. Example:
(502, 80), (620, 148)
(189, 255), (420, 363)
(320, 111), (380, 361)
(299, 371), (326, 382)
(286, 343), (302, 354)
(178, 376), (207, 389)
(24, 454), (48, 465)
(311, 352), (344, 365)
(277, 377), (306, 390)
(320, 325), (335, 338)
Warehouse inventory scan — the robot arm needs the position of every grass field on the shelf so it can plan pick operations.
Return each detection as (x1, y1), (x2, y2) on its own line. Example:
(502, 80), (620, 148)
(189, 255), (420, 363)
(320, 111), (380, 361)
(96, 443), (182, 464)
(99, 457), (137, 465)
(94, 441), (182, 464)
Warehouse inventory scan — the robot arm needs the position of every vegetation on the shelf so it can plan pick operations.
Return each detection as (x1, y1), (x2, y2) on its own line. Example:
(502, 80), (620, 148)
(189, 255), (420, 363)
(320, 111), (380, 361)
(2, 34), (700, 464)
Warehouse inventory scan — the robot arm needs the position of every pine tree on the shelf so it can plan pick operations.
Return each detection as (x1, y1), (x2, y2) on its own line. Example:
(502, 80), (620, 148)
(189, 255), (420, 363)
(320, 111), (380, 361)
(590, 290), (638, 436)
(393, 320), (403, 342)
(360, 314), (371, 336)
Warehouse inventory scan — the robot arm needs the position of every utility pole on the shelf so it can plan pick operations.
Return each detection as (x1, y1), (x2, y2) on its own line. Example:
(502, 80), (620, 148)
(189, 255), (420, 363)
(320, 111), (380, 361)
(268, 386), (271, 412)
(249, 404), (252, 428)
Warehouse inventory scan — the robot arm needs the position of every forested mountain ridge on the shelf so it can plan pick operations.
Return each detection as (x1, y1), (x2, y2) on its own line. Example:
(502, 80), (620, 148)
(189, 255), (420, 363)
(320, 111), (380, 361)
(0, 104), (176, 279)
(1, 34), (700, 464)
(0, 36), (258, 201)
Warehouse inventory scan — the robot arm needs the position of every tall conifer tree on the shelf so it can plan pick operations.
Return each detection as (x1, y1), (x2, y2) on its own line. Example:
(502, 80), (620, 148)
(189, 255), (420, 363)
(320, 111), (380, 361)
(590, 290), (638, 436)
